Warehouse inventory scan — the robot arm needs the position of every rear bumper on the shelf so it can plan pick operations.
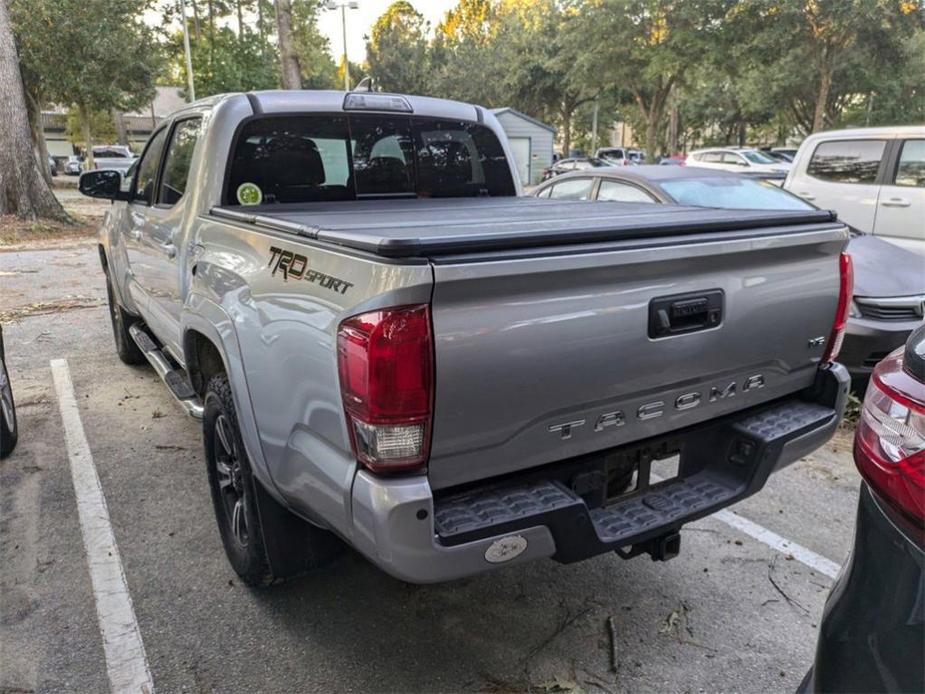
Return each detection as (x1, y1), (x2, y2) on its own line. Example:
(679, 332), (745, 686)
(349, 364), (849, 584)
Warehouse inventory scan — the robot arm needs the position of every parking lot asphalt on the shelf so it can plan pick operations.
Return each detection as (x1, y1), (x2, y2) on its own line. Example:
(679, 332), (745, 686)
(1, 239), (862, 694)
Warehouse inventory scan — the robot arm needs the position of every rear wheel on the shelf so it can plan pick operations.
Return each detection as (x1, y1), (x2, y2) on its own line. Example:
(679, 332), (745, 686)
(0, 352), (17, 459)
(203, 373), (341, 586)
(104, 272), (145, 365)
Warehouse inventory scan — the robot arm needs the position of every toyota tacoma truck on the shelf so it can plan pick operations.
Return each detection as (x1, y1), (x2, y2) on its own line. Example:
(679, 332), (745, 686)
(80, 90), (852, 586)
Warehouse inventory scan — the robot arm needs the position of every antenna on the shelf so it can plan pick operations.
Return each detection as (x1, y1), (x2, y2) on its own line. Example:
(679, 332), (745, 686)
(353, 76), (374, 92)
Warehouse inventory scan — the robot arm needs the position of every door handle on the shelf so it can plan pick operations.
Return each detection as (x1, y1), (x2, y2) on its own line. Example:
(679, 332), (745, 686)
(159, 243), (177, 259)
(881, 198), (911, 208)
(798, 192), (816, 201)
(129, 229), (142, 240)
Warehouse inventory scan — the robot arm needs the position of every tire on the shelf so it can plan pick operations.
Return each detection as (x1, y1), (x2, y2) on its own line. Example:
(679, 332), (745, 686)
(0, 354), (17, 459)
(203, 373), (340, 586)
(104, 272), (145, 365)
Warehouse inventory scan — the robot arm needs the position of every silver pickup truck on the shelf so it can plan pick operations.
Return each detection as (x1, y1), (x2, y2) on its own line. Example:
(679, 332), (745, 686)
(80, 90), (851, 586)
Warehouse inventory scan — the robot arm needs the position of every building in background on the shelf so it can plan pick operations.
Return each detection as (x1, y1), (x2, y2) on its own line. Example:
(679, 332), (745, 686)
(41, 86), (186, 159)
(490, 108), (555, 186)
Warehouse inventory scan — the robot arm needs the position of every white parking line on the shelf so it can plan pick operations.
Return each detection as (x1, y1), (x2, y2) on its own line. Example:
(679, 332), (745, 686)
(712, 508), (841, 580)
(50, 359), (155, 694)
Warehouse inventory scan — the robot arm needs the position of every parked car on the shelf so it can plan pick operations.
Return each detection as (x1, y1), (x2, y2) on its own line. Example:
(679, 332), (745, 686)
(91, 145), (136, 174)
(541, 156), (609, 180)
(595, 147), (645, 166)
(785, 126), (925, 256)
(799, 325), (924, 694)
(761, 149), (793, 163)
(843, 233), (925, 390)
(686, 147), (791, 181)
(533, 166), (925, 389)
(65, 156), (83, 175)
(0, 326), (17, 459)
(532, 164), (809, 208)
(47, 154), (57, 177)
(771, 147), (798, 161)
(80, 90), (850, 587)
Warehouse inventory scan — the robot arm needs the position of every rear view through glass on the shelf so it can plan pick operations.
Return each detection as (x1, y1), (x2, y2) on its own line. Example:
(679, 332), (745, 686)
(225, 115), (516, 205)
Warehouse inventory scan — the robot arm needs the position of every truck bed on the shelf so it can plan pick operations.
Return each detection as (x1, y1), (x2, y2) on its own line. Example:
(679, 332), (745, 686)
(210, 197), (838, 258)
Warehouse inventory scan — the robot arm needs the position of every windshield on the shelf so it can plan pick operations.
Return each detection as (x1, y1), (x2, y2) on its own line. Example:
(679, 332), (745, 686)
(741, 150), (777, 164)
(660, 177), (814, 211)
(225, 114), (515, 205)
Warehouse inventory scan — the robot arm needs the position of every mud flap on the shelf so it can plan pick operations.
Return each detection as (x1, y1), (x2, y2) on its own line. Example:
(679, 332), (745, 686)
(252, 477), (341, 580)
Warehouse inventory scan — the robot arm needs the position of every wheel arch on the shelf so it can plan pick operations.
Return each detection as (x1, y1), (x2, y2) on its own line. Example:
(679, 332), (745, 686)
(184, 328), (228, 398)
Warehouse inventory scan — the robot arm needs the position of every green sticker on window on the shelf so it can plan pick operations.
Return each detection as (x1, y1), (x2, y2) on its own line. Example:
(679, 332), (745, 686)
(236, 182), (262, 205)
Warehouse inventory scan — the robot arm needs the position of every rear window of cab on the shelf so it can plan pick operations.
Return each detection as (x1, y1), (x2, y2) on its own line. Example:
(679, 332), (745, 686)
(224, 115), (516, 205)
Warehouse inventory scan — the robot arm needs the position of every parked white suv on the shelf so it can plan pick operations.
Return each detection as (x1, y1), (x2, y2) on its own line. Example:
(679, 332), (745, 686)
(686, 148), (790, 179)
(784, 126), (925, 256)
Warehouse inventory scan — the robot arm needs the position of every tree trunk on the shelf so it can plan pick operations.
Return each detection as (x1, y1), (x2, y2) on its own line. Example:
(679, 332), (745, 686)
(236, 0), (244, 40)
(24, 87), (52, 184)
(737, 120), (746, 147)
(644, 119), (658, 166)
(0, 0), (67, 221)
(112, 108), (128, 146)
(190, 0), (201, 40)
(79, 103), (94, 170)
(275, 0), (301, 89)
(812, 64), (833, 133)
(668, 104), (679, 155)
(560, 106), (572, 157)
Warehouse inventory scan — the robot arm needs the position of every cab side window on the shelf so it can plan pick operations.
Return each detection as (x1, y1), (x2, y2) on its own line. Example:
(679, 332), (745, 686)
(894, 139), (925, 188)
(806, 139), (886, 184)
(158, 119), (202, 206)
(133, 128), (168, 205)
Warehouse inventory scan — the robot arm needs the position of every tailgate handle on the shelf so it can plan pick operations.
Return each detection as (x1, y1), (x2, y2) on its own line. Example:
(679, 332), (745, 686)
(649, 290), (723, 339)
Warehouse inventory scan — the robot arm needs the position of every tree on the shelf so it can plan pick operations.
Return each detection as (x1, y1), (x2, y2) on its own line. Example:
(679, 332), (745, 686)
(291, 0), (338, 88)
(366, 1), (430, 94)
(0, 0), (67, 220)
(10, 0), (161, 169)
(165, 25), (278, 96)
(65, 107), (117, 151)
(573, 0), (732, 162)
(496, 1), (601, 155)
(735, 0), (924, 134)
(275, 0), (301, 88)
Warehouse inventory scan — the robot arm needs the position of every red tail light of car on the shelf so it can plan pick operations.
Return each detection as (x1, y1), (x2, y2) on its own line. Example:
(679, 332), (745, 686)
(337, 304), (433, 473)
(822, 252), (853, 363)
(854, 347), (925, 527)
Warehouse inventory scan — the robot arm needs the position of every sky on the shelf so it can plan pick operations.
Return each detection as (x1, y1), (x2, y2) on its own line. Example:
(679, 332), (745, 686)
(316, 1), (458, 64)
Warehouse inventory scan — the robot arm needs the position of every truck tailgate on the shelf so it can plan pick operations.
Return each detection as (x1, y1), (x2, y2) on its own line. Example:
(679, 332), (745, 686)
(427, 222), (847, 490)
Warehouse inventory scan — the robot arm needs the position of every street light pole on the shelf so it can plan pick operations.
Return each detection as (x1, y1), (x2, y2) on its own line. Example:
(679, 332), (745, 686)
(326, 1), (358, 91)
(180, 0), (196, 102)
(341, 4), (349, 91)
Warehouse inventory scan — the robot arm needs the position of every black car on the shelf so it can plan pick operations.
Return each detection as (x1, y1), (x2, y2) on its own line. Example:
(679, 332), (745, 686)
(800, 325), (924, 694)
(540, 157), (609, 181)
(532, 166), (925, 388)
(0, 326), (17, 459)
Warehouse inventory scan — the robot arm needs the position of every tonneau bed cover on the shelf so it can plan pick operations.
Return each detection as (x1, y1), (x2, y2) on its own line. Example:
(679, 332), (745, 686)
(210, 197), (838, 258)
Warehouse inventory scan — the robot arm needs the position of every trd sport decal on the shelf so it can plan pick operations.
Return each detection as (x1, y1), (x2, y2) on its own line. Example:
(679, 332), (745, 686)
(267, 246), (354, 295)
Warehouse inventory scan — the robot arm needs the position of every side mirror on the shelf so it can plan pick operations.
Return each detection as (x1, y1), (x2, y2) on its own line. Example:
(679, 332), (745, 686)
(79, 170), (128, 201)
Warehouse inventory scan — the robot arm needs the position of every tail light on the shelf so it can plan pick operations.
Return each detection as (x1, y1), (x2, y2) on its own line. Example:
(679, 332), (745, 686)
(822, 251), (853, 363)
(854, 347), (925, 528)
(337, 304), (433, 473)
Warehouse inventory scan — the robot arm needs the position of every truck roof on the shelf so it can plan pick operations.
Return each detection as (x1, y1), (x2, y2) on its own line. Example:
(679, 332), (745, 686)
(181, 89), (486, 124)
(211, 197), (839, 258)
